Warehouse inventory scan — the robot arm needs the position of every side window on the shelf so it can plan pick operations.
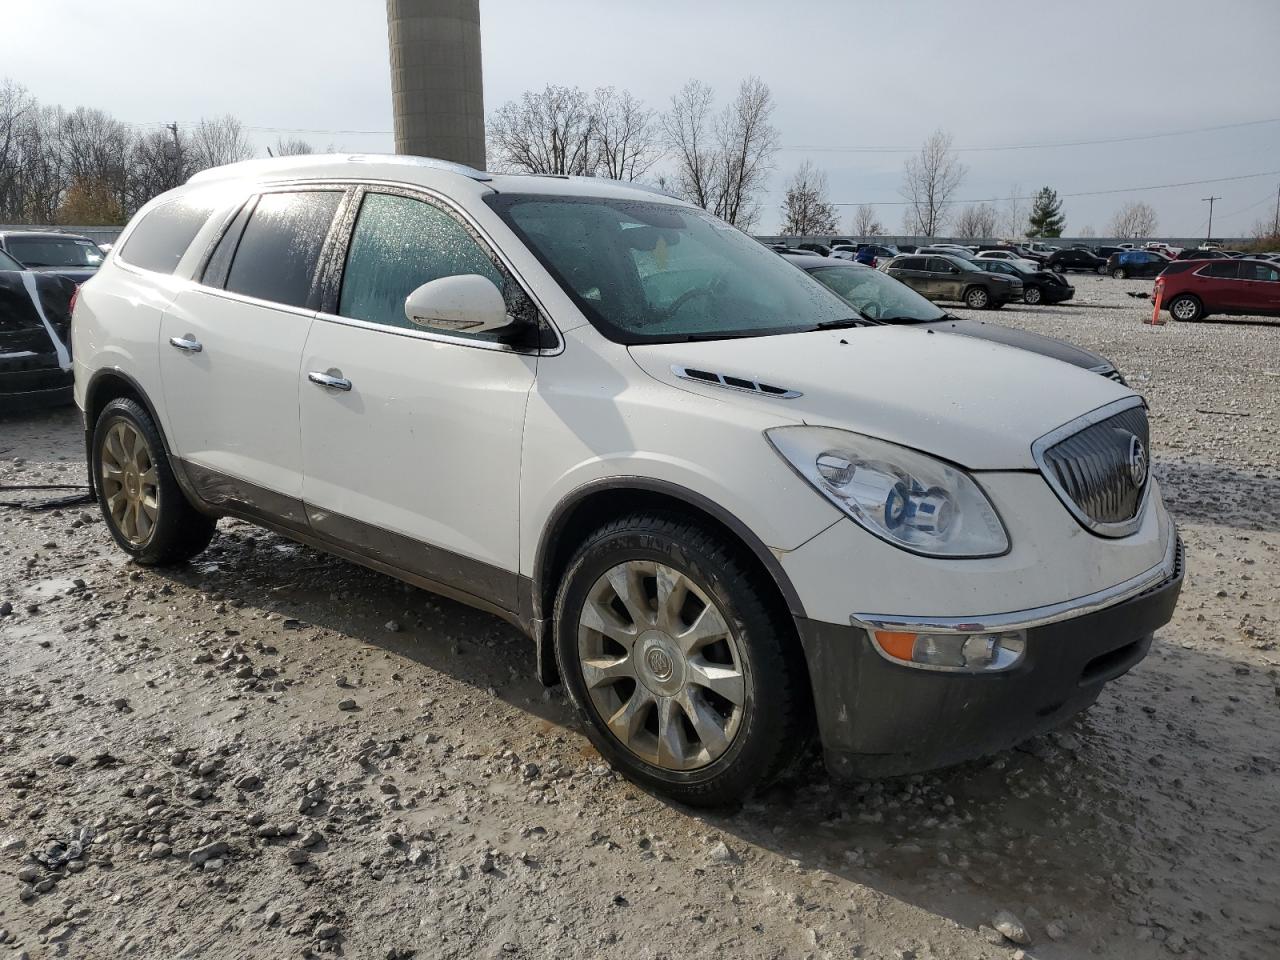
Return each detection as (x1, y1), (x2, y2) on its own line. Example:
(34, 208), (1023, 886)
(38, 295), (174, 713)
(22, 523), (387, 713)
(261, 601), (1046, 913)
(926, 257), (951, 272)
(201, 199), (255, 288)
(225, 191), (343, 309)
(119, 198), (217, 274)
(1241, 262), (1280, 282)
(337, 192), (534, 339)
(1202, 261), (1239, 279)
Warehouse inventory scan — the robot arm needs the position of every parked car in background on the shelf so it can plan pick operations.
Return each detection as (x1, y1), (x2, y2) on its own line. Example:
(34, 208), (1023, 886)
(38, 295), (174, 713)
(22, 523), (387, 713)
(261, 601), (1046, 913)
(974, 249), (1039, 271)
(1174, 247), (1230, 261)
(1094, 245), (1126, 259)
(0, 231), (105, 284)
(832, 243), (898, 263)
(0, 246), (76, 411)
(915, 245), (976, 259)
(1045, 247), (1107, 274)
(785, 255), (1121, 379)
(1156, 258), (1280, 322)
(884, 252), (1021, 308)
(1108, 249), (1170, 279)
(796, 242), (831, 257)
(75, 155), (1181, 804)
(973, 258), (1075, 305)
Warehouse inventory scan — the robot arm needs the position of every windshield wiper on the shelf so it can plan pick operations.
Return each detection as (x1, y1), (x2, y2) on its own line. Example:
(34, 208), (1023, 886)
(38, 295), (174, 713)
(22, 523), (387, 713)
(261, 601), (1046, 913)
(815, 316), (874, 330)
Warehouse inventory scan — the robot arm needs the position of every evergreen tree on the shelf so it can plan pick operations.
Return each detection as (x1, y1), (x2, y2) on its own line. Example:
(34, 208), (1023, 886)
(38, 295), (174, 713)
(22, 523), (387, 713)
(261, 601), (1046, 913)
(1027, 186), (1065, 237)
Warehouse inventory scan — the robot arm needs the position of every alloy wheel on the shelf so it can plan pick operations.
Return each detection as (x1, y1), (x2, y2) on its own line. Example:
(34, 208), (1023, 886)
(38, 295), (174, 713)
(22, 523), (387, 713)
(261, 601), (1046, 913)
(967, 288), (989, 309)
(1024, 286), (1042, 305)
(99, 420), (159, 546)
(1171, 297), (1199, 321)
(576, 560), (747, 771)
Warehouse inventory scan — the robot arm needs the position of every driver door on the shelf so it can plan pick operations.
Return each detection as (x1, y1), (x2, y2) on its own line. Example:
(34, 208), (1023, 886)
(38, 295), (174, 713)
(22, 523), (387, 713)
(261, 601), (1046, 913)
(298, 188), (544, 611)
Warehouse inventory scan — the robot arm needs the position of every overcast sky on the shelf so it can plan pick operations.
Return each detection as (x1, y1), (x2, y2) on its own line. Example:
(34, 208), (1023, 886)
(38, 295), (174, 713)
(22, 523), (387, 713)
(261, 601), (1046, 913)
(4, 0), (1280, 236)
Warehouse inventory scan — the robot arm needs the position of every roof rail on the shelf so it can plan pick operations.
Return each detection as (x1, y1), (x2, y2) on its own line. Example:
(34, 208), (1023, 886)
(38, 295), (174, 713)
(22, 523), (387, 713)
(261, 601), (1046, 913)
(187, 154), (493, 185)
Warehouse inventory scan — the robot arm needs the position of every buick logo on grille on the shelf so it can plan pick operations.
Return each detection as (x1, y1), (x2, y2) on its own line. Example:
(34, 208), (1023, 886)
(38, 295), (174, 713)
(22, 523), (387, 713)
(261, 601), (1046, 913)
(1127, 435), (1148, 487)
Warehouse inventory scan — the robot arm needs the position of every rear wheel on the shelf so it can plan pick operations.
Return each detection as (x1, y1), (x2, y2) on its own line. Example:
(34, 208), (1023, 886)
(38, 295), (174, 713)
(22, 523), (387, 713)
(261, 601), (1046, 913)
(1051, 263), (1065, 274)
(1023, 285), (1043, 305)
(1096, 264), (1107, 275)
(92, 398), (216, 565)
(1168, 294), (1203, 322)
(1112, 267), (1127, 280)
(964, 286), (991, 309)
(554, 513), (809, 806)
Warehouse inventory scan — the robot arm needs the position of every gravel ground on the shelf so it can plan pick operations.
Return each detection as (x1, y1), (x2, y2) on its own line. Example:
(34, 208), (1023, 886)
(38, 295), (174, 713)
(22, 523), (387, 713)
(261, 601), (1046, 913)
(1, 275), (1278, 960)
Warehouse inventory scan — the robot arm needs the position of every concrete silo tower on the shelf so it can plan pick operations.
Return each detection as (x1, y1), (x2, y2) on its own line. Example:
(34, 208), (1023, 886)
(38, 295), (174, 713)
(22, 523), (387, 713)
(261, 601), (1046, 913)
(386, 0), (486, 169)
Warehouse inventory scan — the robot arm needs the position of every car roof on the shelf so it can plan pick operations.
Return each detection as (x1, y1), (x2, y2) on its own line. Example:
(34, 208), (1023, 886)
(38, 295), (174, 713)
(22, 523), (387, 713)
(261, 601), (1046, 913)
(780, 253), (839, 267)
(185, 153), (687, 205)
(0, 230), (95, 242)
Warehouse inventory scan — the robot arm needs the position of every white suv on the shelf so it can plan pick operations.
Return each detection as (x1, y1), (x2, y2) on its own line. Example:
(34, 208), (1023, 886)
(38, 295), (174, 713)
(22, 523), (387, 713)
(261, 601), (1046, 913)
(73, 155), (1183, 805)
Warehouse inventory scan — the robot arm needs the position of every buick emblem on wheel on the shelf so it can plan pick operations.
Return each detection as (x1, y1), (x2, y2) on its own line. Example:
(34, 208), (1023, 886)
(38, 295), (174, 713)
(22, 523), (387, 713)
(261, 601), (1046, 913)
(1128, 435), (1148, 487)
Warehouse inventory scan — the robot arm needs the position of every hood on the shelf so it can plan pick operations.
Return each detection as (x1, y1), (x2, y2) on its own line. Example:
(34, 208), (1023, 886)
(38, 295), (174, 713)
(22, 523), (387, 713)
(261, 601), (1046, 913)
(921, 317), (1110, 372)
(628, 326), (1133, 470)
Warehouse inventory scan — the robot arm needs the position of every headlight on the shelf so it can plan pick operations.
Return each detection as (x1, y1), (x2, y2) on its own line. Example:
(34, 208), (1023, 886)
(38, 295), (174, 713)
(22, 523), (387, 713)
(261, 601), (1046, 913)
(766, 426), (1009, 558)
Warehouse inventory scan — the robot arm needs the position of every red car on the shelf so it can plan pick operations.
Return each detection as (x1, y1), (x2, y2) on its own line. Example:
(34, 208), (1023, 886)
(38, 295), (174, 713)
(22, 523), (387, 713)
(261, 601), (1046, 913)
(1156, 258), (1280, 322)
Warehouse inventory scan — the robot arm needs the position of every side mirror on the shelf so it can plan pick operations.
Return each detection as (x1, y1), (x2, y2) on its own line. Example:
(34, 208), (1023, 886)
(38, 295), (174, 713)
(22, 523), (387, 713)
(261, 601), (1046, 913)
(404, 274), (511, 335)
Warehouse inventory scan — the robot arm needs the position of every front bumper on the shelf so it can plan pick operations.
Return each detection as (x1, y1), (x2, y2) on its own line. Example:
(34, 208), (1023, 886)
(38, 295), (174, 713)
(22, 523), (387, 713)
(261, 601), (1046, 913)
(796, 537), (1184, 780)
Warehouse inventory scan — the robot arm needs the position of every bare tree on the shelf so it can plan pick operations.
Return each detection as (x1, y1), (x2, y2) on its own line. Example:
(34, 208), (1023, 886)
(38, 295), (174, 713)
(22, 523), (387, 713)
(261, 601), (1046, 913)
(592, 87), (659, 181)
(1108, 201), (1158, 238)
(274, 136), (315, 156)
(997, 183), (1028, 239)
(662, 77), (778, 229)
(187, 115), (254, 171)
(1078, 224), (1097, 238)
(713, 76), (778, 230)
(852, 203), (884, 236)
(952, 202), (998, 239)
(488, 85), (596, 176)
(0, 79), (38, 219)
(779, 160), (838, 235)
(899, 128), (965, 237)
(662, 80), (718, 211)
(125, 128), (187, 213)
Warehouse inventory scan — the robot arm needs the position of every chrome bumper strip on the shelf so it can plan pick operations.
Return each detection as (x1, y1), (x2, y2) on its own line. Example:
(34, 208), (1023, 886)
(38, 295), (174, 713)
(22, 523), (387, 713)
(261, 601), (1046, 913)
(851, 531), (1181, 635)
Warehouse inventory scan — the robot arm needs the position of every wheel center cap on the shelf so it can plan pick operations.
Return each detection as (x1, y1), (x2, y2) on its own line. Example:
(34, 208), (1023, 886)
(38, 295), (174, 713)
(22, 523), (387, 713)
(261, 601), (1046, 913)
(635, 631), (685, 697)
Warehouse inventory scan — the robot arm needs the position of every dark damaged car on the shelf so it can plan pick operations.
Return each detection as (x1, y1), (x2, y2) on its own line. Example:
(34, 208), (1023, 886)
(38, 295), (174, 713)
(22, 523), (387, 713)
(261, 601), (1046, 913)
(0, 231), (105, 285)
(0, 247), (76, 412)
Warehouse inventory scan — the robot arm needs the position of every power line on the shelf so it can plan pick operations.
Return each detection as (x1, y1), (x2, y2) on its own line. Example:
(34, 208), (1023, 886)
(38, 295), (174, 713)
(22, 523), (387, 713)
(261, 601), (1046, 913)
(832, 168), (1280, 206)
(780, 116), (1280, 154)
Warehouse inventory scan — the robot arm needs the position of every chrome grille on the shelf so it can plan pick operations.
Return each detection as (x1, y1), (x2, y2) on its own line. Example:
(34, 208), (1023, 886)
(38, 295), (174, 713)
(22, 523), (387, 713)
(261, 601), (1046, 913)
(1034, 401), (1150, 536)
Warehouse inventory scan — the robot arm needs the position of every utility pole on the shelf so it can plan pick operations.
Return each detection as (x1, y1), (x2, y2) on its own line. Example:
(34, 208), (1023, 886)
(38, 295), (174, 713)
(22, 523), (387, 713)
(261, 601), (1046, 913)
(164, 122), (183, 187)
(1202, 195), (1221, 242)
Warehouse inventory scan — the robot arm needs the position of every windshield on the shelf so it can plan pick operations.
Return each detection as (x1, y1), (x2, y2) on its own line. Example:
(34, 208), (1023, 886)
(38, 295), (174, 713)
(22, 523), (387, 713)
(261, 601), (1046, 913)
(0, 249), (23, 271)
(485, 194), (853, 342)
(807, 264), (945, 322)
(6, 236), (103, 268)
(951, 257), (983, 272)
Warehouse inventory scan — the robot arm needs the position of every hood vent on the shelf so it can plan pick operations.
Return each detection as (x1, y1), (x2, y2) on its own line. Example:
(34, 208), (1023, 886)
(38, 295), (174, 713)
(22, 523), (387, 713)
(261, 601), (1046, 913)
(672, 365), (802, 399)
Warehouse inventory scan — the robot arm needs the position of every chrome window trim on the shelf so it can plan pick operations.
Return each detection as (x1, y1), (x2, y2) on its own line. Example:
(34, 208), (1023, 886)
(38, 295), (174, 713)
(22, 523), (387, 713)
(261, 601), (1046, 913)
(1031, 395), (1151, 538)
(185, 284), (317, 320)
(312, 309), (553, 355)
(852, 532), (1181, 636)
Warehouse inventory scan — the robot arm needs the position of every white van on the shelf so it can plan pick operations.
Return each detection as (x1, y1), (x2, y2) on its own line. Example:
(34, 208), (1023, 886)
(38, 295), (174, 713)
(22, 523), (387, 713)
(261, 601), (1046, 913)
(72, 155), (1182, 805)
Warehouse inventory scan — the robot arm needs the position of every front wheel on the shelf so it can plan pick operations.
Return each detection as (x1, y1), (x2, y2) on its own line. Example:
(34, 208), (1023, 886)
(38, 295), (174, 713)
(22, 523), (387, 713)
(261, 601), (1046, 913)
(1113, 267), (1127, 280)
(92, 398), (216, 565)
(1168, 294), (1203, 322)
(964, 286), (991, 309)
(554, 514), (809, 806)
(1096, 264), (1107, 275)
(1051, 263), (1065, 274)
(1023, 285), (1043, 305)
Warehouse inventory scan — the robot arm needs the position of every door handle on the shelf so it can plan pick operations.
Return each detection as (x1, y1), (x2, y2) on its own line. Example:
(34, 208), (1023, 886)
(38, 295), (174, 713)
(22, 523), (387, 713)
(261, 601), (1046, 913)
(308, 370), (352, 392)
(169, 335), (202, 353)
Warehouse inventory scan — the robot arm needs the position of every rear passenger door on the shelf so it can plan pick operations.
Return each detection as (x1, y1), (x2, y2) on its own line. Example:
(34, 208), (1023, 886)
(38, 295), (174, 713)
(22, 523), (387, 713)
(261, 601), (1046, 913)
(297, 187), (544, 611)
(926, 258), (959, 299)
(158, 188), (345, 524)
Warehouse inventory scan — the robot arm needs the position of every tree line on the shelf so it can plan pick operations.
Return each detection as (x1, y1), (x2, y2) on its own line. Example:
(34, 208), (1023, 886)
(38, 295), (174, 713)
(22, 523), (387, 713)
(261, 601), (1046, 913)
(3, 72), (1182, 239)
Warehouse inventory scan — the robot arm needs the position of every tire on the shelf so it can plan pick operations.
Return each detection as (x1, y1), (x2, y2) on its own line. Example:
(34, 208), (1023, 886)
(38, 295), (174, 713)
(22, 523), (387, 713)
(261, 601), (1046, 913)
(964, 286), (991, 309)
(553, 512), (809, 807)
(1023, 285), (1043, 305)
(92, 397), (216, 565)
(1051, 263), (1065, 274)
(1096, 264), (1107, 275)
(1167, 294), (1203, 322)
(1112, 267), (1127, 280)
